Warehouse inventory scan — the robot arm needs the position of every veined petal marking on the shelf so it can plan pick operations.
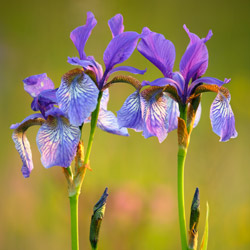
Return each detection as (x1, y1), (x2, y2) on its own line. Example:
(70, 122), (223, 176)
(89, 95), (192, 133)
(37, 115), (81, 168)
(56, 68), (99, 126)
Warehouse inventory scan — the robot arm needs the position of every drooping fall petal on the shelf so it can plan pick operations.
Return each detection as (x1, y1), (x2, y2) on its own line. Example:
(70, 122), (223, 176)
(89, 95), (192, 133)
(11, 114), (45, 178)
(56, 68), (99, 126)
(36, 108), (81, 168)
(210, 92), (237, 141)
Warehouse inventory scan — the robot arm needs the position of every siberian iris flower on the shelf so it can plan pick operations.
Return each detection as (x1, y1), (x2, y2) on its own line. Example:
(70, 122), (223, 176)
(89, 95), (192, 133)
(60, 11), (146, 131)
(117, 25), (237, 143)
(11, 73), (81, 178)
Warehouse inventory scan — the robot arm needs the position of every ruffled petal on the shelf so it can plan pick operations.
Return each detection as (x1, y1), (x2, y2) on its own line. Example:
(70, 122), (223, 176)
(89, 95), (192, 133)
(141, 87), (176, 143)
(180, 25), (212, 83)
(210, 93), (237, 141)
(70, 12), (97, 60)
(11, 114), (45, 178)
(56, 68), (99, 126)
(36, 111), (81, 168)
(103, 31), (140, 71)
(97, 109), (129, 136)
(117, 91), (144, 132)
(108, 14), (124, 37)
(23, 73), (54, 98)
(137, 27), (175, 78)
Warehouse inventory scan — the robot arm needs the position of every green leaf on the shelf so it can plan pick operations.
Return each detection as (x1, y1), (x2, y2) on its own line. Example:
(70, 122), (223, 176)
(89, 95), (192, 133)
(200, 202), (209, 250)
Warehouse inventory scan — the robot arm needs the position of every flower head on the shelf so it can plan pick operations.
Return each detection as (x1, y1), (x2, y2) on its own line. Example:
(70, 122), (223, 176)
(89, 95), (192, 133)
(117, 25), (237, 142)
(11, 74), (81, 177)
(62, 12), (146, 129)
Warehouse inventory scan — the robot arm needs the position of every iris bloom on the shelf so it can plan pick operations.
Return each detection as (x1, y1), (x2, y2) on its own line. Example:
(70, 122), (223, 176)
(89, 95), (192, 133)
(62, 12), (145, 129)
(11, 74), (81, 178)
(11, 12), (144, 177)
(117, 25), (237, 142)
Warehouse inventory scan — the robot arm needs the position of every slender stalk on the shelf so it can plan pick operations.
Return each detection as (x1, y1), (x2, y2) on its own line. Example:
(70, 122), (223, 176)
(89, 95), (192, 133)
(84, 91), (103, 165)
(177, 104), (189, 250)
(178, 146), (188, 250)
(70, 194), (80, 250)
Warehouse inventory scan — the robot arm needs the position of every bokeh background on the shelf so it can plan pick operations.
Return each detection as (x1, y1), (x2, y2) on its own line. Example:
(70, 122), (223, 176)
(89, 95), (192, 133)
(1, 0), (250, 249)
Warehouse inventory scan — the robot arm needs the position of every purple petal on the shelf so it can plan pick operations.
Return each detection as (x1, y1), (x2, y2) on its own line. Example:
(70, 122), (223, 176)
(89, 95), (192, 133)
(141, 88), (176, 143)
(108, 66), (146, 76)
(210, 93), (237, 141)
(117, 91), (144, 132)
(137, 27), (175, 78)
(103, 31), (140, 71)
(11, 114), (45, 178)
(32, 89), (58, 116)
(188, 77), (230, 96)
(180, 25), (212, 83)
(56, 68), (99, 126)
(97, 109), (129, 136)
(70, 12), (97, 60)
(23, 73), (54, 98)
(68, 56), (96, 68)
(108, 14), (124, 38)
(148, 77), (181, 91)
(37, 115), (81, 168)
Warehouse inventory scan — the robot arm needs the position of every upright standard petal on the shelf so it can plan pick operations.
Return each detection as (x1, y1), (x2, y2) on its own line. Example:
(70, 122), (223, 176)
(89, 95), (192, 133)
(97, 109), (129, 136)
(70, 12), (97, 60)
(103, 31), (139, 71)
(37, 110), (81, 168)
(180, 25), (212, 83)
(117, 91), (144, 132)
(137, 27), (175, 78)
(108, 14), (124, 38)
(11, 114), (45, 178)
(141, 87), (175, 143)
(56, 68), (99, 126)
(23, 73), (54, 98)
(210, 93), (237, 141)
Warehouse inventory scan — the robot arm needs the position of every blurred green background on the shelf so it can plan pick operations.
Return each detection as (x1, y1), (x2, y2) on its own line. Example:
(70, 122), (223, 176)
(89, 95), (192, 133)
(1, 0), (250, 249)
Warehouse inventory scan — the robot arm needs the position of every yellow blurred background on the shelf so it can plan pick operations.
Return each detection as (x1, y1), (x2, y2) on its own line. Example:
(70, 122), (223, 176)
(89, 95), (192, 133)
(1, 0), (250, 249)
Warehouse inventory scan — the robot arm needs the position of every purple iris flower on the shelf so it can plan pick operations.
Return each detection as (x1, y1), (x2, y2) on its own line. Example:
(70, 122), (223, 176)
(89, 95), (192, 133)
(61, 12), (146, 131)
(11, 74), (81, 178)
(118, 25), (237, 142)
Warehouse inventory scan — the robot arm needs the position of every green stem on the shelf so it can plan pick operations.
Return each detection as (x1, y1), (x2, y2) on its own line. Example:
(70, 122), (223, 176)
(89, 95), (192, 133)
(178, 104), (189, 250)
(178, 146), (188, 250)
(84, 91), (103, 165)
(70, 194), (79, 250)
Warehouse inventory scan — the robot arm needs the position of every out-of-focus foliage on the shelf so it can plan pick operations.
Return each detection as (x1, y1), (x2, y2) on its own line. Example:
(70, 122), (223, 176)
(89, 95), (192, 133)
(1, 0), (250, 249)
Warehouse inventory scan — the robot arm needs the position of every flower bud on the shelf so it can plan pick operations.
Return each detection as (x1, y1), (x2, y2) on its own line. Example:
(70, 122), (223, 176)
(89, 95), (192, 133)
(89, 188), (108, 249)
(188, 187), (200, 250)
